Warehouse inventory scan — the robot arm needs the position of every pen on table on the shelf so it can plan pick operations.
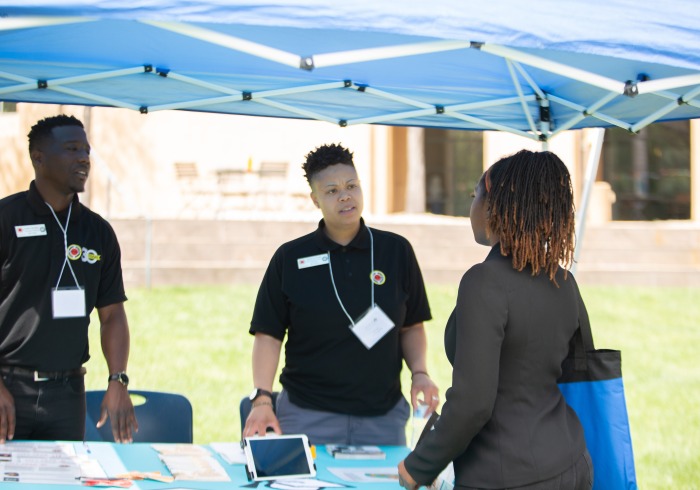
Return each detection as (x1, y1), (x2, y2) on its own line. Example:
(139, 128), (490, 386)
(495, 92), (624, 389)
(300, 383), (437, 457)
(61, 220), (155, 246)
(83, 439), (91, 454)
(365, 473), (399, 479)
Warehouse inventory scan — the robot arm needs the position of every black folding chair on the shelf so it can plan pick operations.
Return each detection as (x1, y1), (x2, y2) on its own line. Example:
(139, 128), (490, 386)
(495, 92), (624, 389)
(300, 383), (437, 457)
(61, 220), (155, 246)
(85, 390), (193, 443)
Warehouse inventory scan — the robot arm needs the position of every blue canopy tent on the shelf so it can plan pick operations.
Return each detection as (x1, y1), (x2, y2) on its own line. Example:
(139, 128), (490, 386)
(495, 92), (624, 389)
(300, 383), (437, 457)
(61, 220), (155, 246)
(1, 3), (698, 486)
(1, 0), (699, 256)
(1, 0), (699, 138)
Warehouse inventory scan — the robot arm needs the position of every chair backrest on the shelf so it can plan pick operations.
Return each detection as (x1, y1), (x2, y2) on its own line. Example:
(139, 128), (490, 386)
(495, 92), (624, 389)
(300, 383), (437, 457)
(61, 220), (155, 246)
(239, 391), (279, 439)
(174, 162), (199, 180)
(258, 161), (288, 179)
(85, 390), (193, 443)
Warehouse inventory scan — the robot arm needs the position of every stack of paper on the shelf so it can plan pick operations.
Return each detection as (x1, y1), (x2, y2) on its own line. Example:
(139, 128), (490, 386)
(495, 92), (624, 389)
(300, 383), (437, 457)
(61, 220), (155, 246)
(209, 442), (247, 465)
(151, 444), (230, 481)
(0, 442), (82, 485)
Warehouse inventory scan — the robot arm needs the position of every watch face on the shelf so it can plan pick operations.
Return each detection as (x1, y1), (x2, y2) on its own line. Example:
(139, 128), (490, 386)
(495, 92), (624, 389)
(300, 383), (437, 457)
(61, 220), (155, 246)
(249, 388), (259, 401)
(119, 373), (129, 385)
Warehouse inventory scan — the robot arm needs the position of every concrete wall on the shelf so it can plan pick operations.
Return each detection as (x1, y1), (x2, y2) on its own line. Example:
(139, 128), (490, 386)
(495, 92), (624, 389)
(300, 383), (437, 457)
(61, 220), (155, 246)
(111, 216), (700, 289)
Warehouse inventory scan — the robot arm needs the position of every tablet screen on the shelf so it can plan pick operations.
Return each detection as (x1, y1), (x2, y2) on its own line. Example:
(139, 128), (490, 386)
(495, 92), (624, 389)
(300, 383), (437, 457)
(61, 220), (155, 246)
(244, 435), (315, 481)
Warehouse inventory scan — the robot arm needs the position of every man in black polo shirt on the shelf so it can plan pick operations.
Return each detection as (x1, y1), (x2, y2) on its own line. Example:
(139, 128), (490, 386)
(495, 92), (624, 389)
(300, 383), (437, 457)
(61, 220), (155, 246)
(0, 114), (137, 443)
(243, 143), (440, 445)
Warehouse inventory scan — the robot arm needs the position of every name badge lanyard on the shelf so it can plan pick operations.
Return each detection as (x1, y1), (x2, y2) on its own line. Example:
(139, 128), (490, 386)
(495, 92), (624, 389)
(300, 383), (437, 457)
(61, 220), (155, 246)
(327, 228), (395, 349)
(47, 202), (86, 318)
(46, 201), (81, 291)
(327, 227), (375, 327)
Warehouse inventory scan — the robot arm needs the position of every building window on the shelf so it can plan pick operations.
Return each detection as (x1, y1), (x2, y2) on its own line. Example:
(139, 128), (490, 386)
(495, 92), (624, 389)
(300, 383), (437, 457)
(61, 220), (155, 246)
(424, 129), (483, 217)
(601, 121), (690, 220)
(1, 102), (18, 113)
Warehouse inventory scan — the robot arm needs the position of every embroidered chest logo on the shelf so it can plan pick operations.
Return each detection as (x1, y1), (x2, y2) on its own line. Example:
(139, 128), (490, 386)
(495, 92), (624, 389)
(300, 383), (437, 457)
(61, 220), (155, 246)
(67, 244), (101, 264)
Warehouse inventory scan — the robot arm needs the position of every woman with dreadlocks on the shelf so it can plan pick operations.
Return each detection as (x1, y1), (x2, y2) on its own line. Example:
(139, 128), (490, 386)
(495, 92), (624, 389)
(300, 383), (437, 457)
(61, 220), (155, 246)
(398, 150), (593, 490)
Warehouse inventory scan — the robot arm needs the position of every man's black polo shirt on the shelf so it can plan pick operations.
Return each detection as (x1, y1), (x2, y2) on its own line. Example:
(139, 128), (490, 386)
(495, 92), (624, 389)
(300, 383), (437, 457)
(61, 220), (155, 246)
(0, 182), (127, 371)
(250, 219), (431, 416)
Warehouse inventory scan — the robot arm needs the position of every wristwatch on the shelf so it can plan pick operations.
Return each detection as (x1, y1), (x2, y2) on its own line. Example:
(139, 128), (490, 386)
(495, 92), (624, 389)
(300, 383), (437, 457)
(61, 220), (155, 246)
(108, 372), (129, 387)
(249, 387), (273, 402)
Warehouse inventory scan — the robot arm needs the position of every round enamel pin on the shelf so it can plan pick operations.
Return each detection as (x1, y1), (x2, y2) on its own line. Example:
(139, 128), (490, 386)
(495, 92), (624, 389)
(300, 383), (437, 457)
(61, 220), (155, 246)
(370, 270), (386, 285)
(67, 244), (82, 261)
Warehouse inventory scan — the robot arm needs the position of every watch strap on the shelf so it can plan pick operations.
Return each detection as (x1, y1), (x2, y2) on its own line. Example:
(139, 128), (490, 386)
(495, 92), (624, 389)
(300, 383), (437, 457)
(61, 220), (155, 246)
(108, 372), (129, 386)
(251, 388), (273, 401)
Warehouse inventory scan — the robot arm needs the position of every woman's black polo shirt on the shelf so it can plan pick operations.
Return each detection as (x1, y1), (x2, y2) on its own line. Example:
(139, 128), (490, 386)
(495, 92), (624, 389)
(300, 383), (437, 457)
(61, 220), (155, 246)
(0, 182), (127, 371)
(250, 219), (432, 416)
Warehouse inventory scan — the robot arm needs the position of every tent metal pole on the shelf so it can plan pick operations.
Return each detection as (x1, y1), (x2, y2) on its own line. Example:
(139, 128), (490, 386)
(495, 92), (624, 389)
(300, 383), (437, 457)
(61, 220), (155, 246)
(48, 67), (146, 86)
(142, 21), (301, 68)
(148, 95), (242, 112)
(254, 98), (339, 124)
(548, 95), (632, 130)
(550, 92), (618, 136)
(637, 74), (700, 94)
(538, 98), (551, 144)
(573, 128), (605, 275)
(507, 60), (537, 134)
(512, 62), (546, 99)
(49, 86), (142, 111)
(448, 112), (538, 140)
(631, 85), (700, 132)
(449, 95), (536, 112)
(480, 44), (626, 94)
(349, 108), (436, 126)
(652, 89), (700, 109)
(255, 82), (348, 98)
(145, 216), (152, 290)
(311, 40), (471, 68)
(0, 82), (36, 95)
(164, 72), (242, 95)
(361, 87), (434, 109)
(0, 16), (92, 31)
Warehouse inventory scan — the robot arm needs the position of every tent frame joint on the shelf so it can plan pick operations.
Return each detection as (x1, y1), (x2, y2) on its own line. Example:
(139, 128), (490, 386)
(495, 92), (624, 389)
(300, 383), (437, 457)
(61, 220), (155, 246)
(300, 56), (314, 70)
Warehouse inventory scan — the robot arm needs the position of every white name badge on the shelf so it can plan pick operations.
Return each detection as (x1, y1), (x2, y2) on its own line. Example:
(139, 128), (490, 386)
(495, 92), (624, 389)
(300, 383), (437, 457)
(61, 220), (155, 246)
(15, 224), (47, 238)
(350, 304), (395, 349)
(52, 287), (86, 318)
(297, 253), (329, 269)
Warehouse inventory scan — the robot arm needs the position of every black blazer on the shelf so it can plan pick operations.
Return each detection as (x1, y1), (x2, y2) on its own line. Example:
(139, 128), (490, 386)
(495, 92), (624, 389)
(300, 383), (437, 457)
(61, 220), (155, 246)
(405, 244), (587, 488)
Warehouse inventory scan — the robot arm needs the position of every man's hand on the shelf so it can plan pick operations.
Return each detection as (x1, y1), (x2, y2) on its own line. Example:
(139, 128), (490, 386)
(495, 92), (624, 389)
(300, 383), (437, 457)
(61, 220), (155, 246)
(96, 382), (138, 443)
(0, 381), (15, 443)
(243, 402), (282, 438)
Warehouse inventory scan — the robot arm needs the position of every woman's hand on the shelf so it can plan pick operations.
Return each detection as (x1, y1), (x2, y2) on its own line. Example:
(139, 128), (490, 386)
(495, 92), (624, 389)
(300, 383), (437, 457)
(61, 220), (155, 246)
(398, 460), (419, 490)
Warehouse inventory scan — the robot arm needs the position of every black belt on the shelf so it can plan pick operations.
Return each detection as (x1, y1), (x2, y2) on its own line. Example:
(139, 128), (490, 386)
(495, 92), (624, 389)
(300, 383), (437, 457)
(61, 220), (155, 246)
(0, 366), (86, 382)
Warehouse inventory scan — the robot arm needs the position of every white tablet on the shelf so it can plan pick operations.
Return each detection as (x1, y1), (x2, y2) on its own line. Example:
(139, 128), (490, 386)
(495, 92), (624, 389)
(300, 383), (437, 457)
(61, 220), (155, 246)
(243, 434), (316, 481)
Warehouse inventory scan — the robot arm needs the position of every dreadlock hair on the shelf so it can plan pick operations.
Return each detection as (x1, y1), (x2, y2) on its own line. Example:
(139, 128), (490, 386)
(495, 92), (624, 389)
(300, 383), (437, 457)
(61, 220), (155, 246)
(302, 143), (354, 185)
(28, 114), (84, 152)
(485, 149), (576, 284)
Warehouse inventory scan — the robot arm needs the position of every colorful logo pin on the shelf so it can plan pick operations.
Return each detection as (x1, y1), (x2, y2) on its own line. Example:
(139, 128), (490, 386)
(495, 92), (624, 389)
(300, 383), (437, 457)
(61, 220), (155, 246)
(67, 244), (82, 261)
(370, 270), (386, 285)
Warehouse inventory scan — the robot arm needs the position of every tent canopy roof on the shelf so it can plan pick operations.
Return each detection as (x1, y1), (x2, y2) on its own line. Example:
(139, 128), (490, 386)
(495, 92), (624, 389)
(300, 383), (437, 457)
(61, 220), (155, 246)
(1, 0), (700, 141)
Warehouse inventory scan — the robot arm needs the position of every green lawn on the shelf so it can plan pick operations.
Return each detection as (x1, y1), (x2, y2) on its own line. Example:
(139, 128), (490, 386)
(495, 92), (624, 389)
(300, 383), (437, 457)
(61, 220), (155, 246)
(85, 284), (700, 489)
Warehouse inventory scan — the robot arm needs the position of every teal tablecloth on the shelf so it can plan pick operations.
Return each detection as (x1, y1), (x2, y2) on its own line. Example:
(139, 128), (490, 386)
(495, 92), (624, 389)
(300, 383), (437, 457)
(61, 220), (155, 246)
(0, 442), (410, 490)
